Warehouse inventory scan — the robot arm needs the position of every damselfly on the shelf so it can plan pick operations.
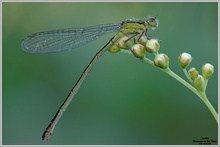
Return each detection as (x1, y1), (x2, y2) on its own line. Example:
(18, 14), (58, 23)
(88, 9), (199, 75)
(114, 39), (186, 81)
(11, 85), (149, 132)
(21, 17), (159, 140)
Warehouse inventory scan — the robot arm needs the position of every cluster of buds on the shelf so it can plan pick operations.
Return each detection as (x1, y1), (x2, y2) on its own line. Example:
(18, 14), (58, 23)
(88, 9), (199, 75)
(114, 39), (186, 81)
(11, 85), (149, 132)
(178, 53), (214, 91)
(108, 36), (131, 53)
(109, 34), (214, 92)
(109, 35), (160, 54)
(109, 35), (169, 69)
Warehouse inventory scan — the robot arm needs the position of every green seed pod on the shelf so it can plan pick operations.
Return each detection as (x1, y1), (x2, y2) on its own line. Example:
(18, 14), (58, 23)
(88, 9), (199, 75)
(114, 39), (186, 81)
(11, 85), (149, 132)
(118, 36), (131, 49)
(178, 52), (192, 68)
(193, 75), (205, 91)
(131, 44), (146, 59)
(154, 53), (169, 69)
(134, 35), (147, 46)
(145, 38), (160, 53)
(188, 67), (198, 80)
(109, 44), (120, 53)
(202, 63), (214, 79)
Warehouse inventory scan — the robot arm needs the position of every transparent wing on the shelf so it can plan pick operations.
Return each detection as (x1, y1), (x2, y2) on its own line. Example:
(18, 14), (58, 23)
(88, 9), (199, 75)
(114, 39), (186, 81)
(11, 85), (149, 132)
(21, 24), (121, 53)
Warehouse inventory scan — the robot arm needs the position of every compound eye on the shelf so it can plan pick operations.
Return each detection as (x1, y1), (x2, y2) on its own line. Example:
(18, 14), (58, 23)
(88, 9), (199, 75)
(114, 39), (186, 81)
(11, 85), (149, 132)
(147, 17), (159, 30)
(150, 19), (155, 22)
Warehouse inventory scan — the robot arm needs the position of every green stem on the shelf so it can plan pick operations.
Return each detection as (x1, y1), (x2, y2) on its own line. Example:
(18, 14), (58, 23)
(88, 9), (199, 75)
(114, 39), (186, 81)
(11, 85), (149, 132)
(162, 68), (201, 98)
(120, 50), (218, 124)
(164, 69), (218, 123)
(183, 68), (193, 84)
(200, 91), (218, 123)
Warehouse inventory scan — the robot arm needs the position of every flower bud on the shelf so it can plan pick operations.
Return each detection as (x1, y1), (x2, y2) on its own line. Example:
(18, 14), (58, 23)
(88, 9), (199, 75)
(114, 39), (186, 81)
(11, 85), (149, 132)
(188, 67), (198, 80)
(134, 35), (147, 46)
(193, 75), (205, 91)
(154, 53), (169, 69)
(202, 63), (214, 79)
(178, 52), (192, 68)
(109, 44), (120, 53)
(131, 44), (146, 59)
(145, 38), (160, 53)
(118, 36), (131, 49)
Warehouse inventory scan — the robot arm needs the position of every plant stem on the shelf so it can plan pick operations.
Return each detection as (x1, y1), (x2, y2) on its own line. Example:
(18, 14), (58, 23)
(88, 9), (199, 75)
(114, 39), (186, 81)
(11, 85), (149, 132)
(163, 68), (201, 98)
(120, 50), (218, 123)
(200, 91), (218, 123)
(183, 68), (193, 84)
(164, 68), (218, 124)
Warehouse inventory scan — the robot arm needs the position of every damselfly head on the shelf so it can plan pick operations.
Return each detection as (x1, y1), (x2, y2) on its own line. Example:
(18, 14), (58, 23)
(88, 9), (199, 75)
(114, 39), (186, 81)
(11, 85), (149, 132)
(146, 17), (159, 30)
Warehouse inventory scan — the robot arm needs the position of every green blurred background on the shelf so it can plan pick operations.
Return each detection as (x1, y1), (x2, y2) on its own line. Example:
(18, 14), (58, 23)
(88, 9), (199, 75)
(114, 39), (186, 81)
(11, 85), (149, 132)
(2, 2), (218, 145)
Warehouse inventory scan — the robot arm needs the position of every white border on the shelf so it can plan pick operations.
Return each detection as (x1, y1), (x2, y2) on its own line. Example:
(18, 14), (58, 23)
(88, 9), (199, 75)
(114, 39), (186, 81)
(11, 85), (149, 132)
(0, 1), (219, 146)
